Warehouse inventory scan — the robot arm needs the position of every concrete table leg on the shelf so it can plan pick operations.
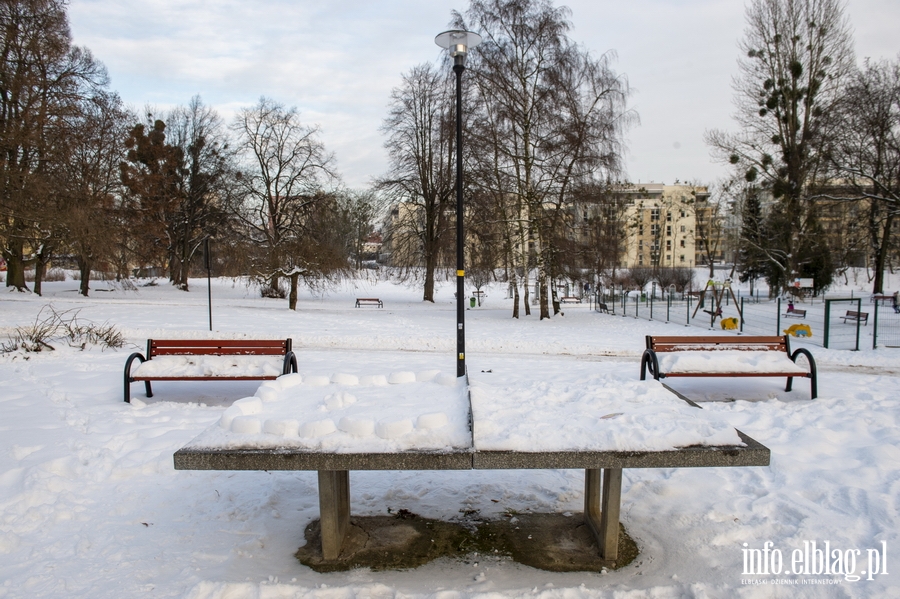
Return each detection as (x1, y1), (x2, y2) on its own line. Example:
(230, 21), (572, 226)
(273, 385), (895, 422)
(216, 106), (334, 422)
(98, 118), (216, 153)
(584, 467), (623, 561)
(317, 470), (350, 560)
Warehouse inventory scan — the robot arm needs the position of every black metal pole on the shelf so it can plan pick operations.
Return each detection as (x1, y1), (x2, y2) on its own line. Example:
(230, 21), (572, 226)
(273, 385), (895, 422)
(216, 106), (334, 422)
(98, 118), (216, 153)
(454, 56), (466, 378)
(205, 238), (212, 331)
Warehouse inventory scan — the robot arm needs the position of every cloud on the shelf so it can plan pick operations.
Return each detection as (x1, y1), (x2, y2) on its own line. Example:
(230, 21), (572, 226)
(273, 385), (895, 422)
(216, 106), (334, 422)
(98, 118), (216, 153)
(68, 0), (900, 188)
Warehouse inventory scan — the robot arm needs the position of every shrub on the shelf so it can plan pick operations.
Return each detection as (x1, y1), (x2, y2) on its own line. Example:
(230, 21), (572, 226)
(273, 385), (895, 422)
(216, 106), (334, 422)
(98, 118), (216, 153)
(2, 305), (124, 354)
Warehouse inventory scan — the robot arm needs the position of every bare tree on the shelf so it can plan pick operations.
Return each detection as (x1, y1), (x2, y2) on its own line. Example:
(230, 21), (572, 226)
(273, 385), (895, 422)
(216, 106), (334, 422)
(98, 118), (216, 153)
(56, 91), (130, 296)
(163, 96), (236, 290)
(339, 189), (377, 271)
(706, 0), (854, 293)
(461, 0), (634, 319)
(0, 0), (108, 290)
(378, 64), (455, 301)
(824, 58), (900, 293)
(232, 97), (342, 309)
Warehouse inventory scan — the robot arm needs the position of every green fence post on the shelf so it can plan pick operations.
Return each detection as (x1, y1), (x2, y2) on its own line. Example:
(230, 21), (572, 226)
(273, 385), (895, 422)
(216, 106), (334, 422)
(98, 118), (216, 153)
(873, 300), (879, 350)
(854, 297), (861, 351)
(824, 300), (831, 349)
(740, 297), (745, 333)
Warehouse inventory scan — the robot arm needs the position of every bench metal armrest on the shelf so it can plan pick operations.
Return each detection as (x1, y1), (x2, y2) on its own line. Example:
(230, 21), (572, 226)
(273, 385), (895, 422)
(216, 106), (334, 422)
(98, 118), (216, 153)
(124, 352), (150, 403)
(640, 349), (661, 381)
(283, 351), (298, 375)
(788, 347), (818, 399)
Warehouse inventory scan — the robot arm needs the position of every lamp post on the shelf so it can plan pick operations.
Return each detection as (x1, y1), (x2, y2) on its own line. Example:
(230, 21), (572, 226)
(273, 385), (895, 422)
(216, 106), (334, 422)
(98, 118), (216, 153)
(435, 29), (481, 379)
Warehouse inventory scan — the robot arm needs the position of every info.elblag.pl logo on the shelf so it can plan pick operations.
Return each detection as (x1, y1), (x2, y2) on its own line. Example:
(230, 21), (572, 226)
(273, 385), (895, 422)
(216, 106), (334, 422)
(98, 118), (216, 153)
(742, 541), (889, 583)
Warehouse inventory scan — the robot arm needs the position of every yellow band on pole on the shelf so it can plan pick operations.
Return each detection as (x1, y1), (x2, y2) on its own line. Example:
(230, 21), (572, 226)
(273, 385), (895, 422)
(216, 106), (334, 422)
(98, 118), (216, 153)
(458, 353), (465, 359)
(457, 270), (465, 277)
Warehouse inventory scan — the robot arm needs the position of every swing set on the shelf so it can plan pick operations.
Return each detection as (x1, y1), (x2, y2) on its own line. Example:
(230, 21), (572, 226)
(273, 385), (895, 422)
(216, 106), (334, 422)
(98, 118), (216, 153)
(692, 279), (743, 328)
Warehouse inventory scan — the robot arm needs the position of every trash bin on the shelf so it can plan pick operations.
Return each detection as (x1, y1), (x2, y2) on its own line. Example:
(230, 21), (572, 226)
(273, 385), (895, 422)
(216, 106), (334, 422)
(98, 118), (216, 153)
(470, 297), (476, 308)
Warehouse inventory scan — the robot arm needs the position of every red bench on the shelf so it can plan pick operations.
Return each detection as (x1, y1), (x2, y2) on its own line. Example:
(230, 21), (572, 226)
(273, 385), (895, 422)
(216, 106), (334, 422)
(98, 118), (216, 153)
(640, 335), (817, 399)
(124, 339), (297, 402)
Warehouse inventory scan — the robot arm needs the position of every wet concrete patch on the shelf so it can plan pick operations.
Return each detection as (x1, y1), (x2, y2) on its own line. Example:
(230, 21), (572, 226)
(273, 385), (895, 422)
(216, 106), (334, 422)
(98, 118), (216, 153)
(296, 511), (638, 572)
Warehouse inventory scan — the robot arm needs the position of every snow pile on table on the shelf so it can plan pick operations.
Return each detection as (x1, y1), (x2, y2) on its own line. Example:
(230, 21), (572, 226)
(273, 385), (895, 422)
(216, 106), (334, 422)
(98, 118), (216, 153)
(183, 370), (472, 453)
(656, 350), (808, 374)
(132, 355), (284, 378)
(470, 376), (744, 452)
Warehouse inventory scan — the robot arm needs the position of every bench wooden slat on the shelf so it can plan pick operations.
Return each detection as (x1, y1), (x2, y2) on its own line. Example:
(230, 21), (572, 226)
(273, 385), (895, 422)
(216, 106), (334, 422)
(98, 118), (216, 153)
(647, 335), (787, 353)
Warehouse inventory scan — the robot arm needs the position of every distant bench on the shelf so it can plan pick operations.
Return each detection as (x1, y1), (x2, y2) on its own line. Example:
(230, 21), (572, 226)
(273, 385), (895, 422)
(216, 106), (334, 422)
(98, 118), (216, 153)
(124, 339), (297, 403)
(783, 308), (806, 318)
(871, 295), (891, 306)
(355, 298), (383, 308)
(596, 302), (612, 314)
(640, 335), (817, 399)
(841, 310), (868, 325)
(560, 296), (582, 304)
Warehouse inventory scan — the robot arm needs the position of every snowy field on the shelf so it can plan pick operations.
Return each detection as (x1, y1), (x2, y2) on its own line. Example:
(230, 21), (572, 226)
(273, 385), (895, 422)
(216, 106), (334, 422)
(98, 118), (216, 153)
(1, 273), (899, 598)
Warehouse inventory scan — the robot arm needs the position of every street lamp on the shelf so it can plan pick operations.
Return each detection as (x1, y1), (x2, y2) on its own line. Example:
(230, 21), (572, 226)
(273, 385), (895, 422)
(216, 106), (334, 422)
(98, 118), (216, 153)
(435, 29), (481, 379)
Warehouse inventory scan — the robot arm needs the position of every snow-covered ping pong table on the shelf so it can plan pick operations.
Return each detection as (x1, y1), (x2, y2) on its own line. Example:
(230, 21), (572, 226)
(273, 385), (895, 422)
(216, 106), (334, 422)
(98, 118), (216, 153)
(174, 369), (770, 562)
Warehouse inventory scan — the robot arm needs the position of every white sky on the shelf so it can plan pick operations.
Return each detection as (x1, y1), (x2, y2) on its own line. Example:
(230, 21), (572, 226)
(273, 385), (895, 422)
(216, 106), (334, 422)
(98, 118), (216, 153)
(68, 0), (900, 190)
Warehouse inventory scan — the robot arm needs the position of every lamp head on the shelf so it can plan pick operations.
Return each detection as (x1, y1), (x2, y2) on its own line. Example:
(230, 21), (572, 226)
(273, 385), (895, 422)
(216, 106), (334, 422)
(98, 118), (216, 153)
(435, 30), (482, 62)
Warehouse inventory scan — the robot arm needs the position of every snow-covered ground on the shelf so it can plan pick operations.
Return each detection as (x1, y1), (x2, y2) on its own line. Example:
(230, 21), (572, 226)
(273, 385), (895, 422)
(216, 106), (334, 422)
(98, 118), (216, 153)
(1, 273), (899, 598)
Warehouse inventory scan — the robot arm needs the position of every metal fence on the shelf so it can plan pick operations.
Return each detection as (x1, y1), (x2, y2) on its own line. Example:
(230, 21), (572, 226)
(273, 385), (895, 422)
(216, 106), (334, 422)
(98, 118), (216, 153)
(592, 289), (900, 350)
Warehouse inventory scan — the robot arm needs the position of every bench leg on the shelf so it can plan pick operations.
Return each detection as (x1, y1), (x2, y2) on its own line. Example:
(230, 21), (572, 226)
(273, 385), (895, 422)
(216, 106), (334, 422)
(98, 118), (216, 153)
(584, 467), (622, 561)
(317, 470), (350, 560)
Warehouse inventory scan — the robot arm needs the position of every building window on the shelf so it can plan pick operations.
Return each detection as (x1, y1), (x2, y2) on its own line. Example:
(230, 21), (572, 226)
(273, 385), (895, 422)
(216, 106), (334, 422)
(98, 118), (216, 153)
(666, 240), (672, 250)
(680, 254), (685, 263)
(680, 239), (685, 248)
(650, 208), (660, 221)
(666, 225), (672, 236)
(680, 225), (686, 233)
(639, 224), (644, 235)
(666, 212), (672, 222)
(651, 224), (659, 235)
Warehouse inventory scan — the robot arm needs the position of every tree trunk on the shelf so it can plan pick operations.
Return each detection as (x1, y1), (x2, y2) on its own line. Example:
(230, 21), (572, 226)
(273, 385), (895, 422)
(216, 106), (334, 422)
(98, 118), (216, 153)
(510, 272), (520, 319)
(78, 256), (92, 297)
(288, 272), (300, 310)
(3, 240), (29, 291)
(538, 265), (550, 320)
(33, 246), (51, 297)
(523, 271), (531, 316)
(872, 212), (894, 295)
(423, 250), (436, 302)
(175, 243), (190, 291)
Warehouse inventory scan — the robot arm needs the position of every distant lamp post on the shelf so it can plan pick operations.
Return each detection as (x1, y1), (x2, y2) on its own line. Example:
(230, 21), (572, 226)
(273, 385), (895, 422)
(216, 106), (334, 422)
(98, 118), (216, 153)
(435, 29), (481, 379)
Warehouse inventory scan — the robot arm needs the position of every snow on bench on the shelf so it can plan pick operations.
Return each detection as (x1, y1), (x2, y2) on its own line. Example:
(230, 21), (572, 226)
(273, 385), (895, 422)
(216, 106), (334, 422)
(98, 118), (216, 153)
(124, 339), (298, 403)
(640, 335), (818, 399)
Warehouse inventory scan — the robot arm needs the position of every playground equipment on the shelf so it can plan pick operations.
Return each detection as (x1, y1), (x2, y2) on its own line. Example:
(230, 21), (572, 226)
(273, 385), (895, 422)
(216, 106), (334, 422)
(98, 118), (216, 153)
(720, 317), (739, 330)
(692, 279), (743, 326)
(784, 323), (813, 338)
